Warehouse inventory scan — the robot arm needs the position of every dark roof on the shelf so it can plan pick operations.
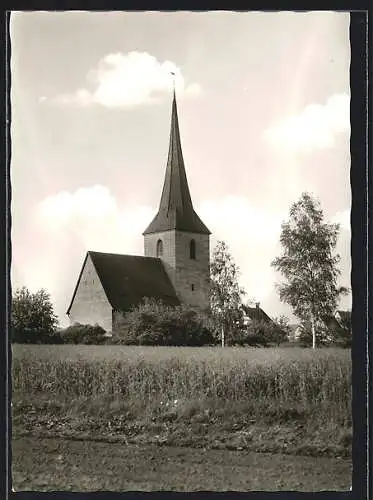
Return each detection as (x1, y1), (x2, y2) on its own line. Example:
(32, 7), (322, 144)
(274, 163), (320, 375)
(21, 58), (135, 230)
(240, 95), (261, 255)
(323, 310), (351, 330)
(67, 251), (179, 314)
(242, 305), (274, 324)
(336, 310), (351, 323)
(143, 91), (210, 235)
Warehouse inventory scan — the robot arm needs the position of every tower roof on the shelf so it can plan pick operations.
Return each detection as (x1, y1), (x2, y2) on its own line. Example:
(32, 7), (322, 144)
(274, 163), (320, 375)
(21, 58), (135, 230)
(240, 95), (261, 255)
(143, 91), (211, 235)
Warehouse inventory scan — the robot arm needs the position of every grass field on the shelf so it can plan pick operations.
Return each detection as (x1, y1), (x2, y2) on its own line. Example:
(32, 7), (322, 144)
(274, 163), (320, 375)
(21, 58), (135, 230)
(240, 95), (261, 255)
(12, 344), (352, 491)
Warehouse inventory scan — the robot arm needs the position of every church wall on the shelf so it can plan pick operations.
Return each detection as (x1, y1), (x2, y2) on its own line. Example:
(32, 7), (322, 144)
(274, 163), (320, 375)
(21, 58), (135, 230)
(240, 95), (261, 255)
(144, 231), (176, 284)
(144, 230), (210, 310)
(174, 231), (210, 310)
(68, 254), (113, 332)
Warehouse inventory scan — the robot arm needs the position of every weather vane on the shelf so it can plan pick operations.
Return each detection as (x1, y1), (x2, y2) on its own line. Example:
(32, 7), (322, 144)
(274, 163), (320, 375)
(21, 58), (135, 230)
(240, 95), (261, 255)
(170, 71), (176, 92)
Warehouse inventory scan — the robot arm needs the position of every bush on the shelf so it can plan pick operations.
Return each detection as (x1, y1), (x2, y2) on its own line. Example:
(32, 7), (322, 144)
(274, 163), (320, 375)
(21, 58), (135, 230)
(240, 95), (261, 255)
(11, 287), (59, 344)
(115, 299), (215, 346)
(233, 319), (287, 347)
(59, 323), (107, 345)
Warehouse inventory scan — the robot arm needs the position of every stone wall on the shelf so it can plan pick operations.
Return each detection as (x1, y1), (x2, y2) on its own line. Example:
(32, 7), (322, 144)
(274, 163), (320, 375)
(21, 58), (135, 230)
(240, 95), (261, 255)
(68, 254), (113, 332)
(144, 230), (210, 310)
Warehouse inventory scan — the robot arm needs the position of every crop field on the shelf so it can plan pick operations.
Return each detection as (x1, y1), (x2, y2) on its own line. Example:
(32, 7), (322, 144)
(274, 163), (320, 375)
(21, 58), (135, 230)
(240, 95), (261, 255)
(12, 345), (352, 491)
(12, 344), (351, 409)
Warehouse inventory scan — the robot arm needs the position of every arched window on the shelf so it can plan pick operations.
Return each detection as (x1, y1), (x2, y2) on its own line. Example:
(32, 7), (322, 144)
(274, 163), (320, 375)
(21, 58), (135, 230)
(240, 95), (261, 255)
(190, 239), (196, 260)
(156, 239), (163, 257)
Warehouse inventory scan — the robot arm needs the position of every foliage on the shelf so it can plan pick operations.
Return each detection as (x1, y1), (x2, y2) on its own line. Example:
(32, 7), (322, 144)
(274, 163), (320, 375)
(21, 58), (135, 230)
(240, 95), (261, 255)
(234, 317), (289, 347)
(272, 315), (291, 345)
(271, 192), (349, 348)
(298, 311), (352, 348)
(114, 298), (215, 346)
(210, 240), (246, 346)
(330, 311), (352, 348)
(297, 320), (331, 347)
(59, 323), (107, 345)
(11, 287), (59, 344)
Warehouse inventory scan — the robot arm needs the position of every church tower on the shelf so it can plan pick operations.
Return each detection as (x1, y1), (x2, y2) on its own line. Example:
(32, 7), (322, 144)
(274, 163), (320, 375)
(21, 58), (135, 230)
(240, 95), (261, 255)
(143, 90), (211, 310)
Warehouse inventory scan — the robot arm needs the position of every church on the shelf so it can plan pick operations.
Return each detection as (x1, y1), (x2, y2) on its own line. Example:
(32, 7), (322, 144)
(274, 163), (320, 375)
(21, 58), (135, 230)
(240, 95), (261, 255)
(66, 91), (211, 333)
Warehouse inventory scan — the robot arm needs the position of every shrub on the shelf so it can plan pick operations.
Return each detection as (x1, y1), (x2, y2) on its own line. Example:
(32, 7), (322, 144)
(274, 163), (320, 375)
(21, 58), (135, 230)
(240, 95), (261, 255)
(115, 299), (215, 346)
(233, 319), (287, 347)
(59, 323), (107, 345)
(11, 287), (59, 344)
(298, 320), (333, 347)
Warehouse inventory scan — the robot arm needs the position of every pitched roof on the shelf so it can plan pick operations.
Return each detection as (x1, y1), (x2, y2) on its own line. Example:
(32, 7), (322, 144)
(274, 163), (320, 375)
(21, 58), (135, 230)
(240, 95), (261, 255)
(336, 310), (351, 323)
(323, 310), (351, 330)
(67, 251), (179, 314)
(143, 91), (211, 235)
(242, 305), (274, 324)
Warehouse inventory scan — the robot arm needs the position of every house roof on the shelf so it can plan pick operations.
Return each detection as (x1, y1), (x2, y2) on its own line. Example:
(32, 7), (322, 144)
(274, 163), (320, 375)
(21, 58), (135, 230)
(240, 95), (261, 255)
(143, 91), (210, 236)
(336, 310), (351, 323)
(67, 251), (180, 314)
(323, 310), (351, 330)
(242, 305), (274, 324)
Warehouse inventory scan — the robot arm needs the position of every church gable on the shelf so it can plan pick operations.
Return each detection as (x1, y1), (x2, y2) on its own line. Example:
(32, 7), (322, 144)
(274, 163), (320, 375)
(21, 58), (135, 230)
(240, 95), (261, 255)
(67, 253), (113, 332)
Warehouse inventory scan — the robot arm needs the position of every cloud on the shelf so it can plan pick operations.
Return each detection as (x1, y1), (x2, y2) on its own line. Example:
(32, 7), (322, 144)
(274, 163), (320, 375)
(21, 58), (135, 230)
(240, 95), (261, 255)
(263, 93), (350, 152)
(199, 196), (287, 305)
(19, 185), (154, 325)
(37, 185), (154, 252)
(45, 51), (201, 108)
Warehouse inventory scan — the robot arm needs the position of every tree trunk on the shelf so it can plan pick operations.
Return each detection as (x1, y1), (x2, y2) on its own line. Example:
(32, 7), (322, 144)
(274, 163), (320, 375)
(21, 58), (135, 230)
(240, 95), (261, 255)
(311, 314), (316, 349)
(221, 325), (225, 347)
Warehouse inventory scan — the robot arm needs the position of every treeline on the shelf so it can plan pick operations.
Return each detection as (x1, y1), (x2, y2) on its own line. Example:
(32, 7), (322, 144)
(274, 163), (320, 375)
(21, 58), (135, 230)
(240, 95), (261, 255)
(10, 287), (350, 347)
(10, 289), (290, 347)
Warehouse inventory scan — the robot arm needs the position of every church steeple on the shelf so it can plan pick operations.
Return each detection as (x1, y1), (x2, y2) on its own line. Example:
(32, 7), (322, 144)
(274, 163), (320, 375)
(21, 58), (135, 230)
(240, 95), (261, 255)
(143, 90), (210, 235)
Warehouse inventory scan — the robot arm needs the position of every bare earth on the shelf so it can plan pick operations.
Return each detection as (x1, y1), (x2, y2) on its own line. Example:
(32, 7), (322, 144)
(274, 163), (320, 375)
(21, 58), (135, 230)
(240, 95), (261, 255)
(12, 436), (351, 492)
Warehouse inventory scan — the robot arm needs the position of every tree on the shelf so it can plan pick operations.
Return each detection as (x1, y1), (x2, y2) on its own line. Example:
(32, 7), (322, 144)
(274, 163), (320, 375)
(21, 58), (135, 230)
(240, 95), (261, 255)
(210, 240), (245, 347)
(234, 316), (289, 347)
(272, 315), (291, 346)
(11, 287), (59, 343)
(114, 299), (215, 346)
(271, 193), (348, 349)
(329, 310), (352, 348)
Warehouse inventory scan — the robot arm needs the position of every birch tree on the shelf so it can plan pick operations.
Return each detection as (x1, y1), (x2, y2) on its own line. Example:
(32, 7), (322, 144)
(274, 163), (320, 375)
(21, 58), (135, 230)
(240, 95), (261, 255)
(210, 240), (245, 347)
(271, 192), (348, 349)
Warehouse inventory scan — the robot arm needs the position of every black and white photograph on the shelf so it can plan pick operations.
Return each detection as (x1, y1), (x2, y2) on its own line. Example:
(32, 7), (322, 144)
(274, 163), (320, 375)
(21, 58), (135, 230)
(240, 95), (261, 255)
(10, 10), (353, 492)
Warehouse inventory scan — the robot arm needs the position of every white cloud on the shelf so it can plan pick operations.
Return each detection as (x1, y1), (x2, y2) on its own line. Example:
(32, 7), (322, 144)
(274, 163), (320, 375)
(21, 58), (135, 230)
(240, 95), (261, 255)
(20, 185), (155, 324)
(263, 93), (350, 152)
(199, 196), (287, 305)
(45, 51), (201, 108)
(37, 184), (154, 252)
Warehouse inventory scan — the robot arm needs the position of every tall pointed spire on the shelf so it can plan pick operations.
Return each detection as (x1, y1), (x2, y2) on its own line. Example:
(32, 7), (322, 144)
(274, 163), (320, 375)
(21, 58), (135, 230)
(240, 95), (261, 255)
(143, 90), (210, 235)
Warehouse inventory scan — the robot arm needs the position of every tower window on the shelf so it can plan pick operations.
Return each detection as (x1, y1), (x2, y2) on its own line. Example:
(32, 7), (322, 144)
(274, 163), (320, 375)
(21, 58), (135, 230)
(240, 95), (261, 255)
(191, 284), (195, 291)
(190, 239), (196, 260)
(156, 239), (163, 257)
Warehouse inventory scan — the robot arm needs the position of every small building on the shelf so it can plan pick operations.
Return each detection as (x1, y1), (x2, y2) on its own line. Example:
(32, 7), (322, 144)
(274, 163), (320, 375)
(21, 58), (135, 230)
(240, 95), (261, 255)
(242, 302), (276, 326)
(67, 91), (211, 332)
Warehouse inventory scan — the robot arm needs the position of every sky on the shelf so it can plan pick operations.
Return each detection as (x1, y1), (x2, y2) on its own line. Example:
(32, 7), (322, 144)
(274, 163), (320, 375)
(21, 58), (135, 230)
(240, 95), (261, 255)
(10, 11), (351, 326)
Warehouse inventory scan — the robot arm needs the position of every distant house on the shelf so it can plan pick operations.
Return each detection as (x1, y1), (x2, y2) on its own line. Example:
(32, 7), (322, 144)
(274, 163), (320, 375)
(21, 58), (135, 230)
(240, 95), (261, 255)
(323, 310), (351, 333)
(289, 310), (351, 343)
(67, 90), (211, 333)
(242, 303), (276, 326)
